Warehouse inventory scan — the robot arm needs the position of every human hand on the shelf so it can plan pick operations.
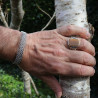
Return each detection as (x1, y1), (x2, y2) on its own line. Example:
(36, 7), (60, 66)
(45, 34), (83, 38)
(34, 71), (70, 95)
(19, 25), (96, 98)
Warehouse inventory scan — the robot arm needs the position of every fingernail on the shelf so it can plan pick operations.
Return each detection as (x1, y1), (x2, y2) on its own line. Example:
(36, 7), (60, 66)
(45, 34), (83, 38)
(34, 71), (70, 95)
(93, 53), (96, 56)
(86, 32), (91, 38)
(55, 92), (62, 98)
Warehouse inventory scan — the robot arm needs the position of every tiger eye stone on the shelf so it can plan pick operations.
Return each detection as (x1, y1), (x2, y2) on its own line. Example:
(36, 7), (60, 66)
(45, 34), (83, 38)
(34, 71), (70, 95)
(68, 37), (80, 49)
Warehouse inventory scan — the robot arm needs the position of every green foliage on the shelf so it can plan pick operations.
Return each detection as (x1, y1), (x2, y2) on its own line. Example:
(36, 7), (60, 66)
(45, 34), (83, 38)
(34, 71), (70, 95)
(0, 69), (24, 98)
(0, 64), (54, 98)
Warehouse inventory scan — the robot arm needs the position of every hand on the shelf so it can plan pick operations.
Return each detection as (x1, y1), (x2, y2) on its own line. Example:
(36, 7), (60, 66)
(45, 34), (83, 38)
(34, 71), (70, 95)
(19, 25), (96, 98)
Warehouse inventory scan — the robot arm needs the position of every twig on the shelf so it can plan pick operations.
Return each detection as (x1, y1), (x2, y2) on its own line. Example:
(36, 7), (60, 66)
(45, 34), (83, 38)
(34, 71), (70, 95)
(4, 8), (10, 23)
(36, 4), (51, 19)
(0, 6), (8, 27)
(41, 12), (55, 31)
(10, 0), (24, 30)
(30, 76), (39, 96)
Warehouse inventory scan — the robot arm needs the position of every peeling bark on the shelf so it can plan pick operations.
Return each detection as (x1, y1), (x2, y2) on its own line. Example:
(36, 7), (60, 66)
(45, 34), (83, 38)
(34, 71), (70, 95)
(55, 0), (90, 98)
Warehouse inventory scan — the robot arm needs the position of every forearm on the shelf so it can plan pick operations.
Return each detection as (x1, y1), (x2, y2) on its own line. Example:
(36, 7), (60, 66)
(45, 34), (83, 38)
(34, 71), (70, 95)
(0, 26), (21, 62)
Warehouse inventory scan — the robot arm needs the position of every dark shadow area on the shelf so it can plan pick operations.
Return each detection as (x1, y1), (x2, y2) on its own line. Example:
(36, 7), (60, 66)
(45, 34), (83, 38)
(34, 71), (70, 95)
(87, 0), (98, 97)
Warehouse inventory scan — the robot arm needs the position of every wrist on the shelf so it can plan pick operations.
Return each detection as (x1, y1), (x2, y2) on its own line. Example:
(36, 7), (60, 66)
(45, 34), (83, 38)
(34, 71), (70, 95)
(9, 30), (21, 62)
(0, 27), (21, 61)
(13, 31), (27, 65)
(20, 33), (36, 63)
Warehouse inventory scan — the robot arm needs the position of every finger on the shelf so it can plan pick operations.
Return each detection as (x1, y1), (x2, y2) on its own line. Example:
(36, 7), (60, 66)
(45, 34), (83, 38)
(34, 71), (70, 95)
(57, 62), (95, 77)
(56, 25), (91, 39)
(38, 75), (62, 98)
(64, 37), (95, 56)
(68, 50), (96, 67)
(78, 38), (95, 56)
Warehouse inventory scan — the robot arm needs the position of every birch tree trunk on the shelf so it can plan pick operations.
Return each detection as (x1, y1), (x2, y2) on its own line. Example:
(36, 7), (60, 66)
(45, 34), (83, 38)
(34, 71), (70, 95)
(55, 0), (90, 98)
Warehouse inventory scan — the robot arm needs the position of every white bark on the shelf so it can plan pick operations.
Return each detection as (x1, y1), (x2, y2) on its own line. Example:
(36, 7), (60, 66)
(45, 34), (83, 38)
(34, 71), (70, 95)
(55, 0), (90, 98)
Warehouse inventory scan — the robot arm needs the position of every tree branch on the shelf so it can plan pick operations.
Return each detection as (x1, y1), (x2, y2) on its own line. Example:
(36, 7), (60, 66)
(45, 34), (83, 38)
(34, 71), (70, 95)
(0, 5), (8, 27)
(10, 0), (24, 30)
(41, 12), (55, 31)
(22, 71), (31, 94)
(30, 76), (39, 96)
(36, 4), (51, 19)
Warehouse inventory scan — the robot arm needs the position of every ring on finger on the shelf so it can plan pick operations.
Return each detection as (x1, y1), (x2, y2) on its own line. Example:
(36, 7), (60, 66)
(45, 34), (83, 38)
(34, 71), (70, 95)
(67, 37), (80, 50)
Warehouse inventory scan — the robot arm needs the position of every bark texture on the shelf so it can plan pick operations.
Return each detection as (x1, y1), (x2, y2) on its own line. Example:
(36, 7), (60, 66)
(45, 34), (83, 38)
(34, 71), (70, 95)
(0, 6), (8, 27)
(10, 0), (31, 94)
(10, 0), (24, 30)
(22, 70), (31, 94)
(55, 0), (90, 98)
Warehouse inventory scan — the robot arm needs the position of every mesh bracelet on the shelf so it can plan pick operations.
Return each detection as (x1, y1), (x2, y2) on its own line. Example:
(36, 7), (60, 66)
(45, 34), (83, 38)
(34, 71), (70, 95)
(13, 31), (27, 65)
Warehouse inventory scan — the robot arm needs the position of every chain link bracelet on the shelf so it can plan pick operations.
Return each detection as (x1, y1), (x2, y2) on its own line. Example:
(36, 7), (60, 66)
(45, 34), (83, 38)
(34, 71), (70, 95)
(13, 31), (27, 65)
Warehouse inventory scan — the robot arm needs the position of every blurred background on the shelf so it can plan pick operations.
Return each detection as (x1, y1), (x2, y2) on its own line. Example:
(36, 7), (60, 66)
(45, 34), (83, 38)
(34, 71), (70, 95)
(0, 0), (98, 98)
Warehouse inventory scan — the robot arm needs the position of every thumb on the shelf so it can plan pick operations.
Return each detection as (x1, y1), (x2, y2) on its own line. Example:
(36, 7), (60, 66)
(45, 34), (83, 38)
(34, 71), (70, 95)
(39, 75), (62, 98)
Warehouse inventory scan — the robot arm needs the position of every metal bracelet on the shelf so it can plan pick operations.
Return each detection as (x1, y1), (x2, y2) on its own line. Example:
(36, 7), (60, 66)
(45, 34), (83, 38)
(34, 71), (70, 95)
(13, 31), (27, 65)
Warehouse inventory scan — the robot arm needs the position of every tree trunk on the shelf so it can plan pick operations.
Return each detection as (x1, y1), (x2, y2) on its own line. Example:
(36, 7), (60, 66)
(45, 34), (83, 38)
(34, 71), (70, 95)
(55, 0), (90, 98)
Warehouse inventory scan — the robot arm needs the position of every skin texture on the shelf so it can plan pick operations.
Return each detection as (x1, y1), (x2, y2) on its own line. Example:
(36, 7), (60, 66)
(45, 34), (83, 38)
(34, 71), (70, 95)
(19, 25), (96, 98)
(0, 25), (96, 98)
(0, 26), (21, 61)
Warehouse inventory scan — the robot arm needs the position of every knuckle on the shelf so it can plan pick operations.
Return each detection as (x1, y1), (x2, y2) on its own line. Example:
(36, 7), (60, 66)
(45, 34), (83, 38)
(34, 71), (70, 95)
(66, 25), (73, 33)
(51, 64), (60, 73)
(64, 50), (70, 57)
(74, 64), (85, 76)
(79, 65), (84, 76)
(54, 30), (58, 34)
(82, 52), (96, 66)
(53, 48), (65, 56)
(52, 30), (58, 35)
(82, 52), (92, 66)
(81, 28), (87, 33)
(79, 65), (87, 76)
(57, 27), (61, 34)
(47, 30), (58, 38)
(82, 53), (89, 65)
(54, 38), (62, 44)
(80, 38), (86, 49)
